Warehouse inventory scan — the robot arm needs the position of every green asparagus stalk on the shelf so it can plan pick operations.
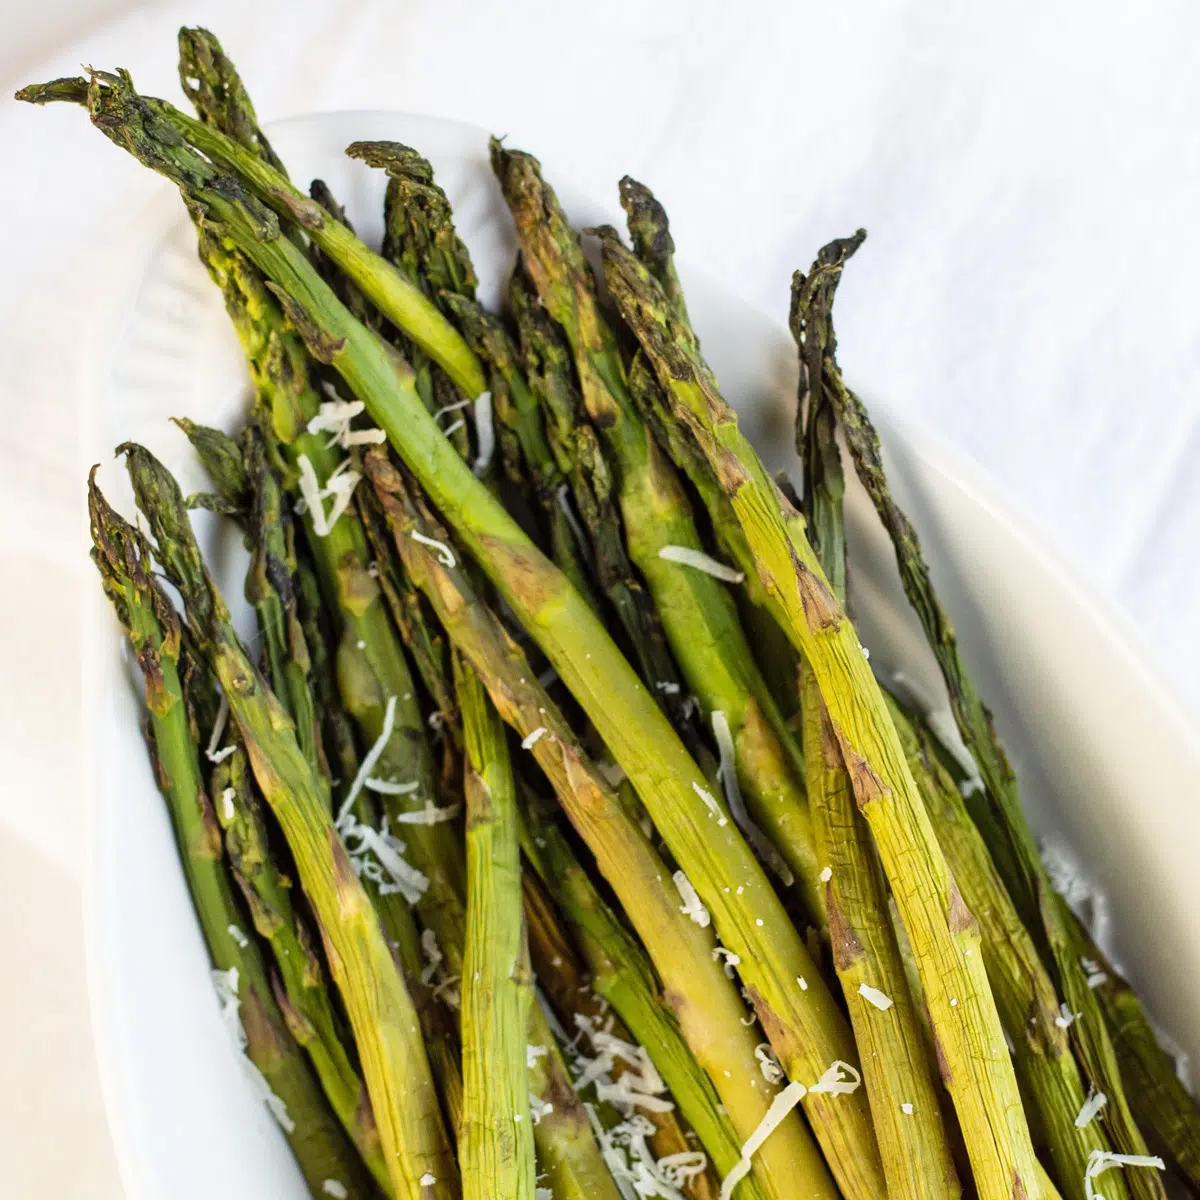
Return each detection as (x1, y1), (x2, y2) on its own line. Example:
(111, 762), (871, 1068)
(26, 73), (874, 1192)
(798, 365), (960, 1199)
(1081, 939), (1200, 1191)
(455, 655), (537, 1199)
(525, 1003), (624, 1200)
(521, 866), (723, 1200)
(599, 216), (1039, 1199)
(885, 694), (1129, 1200)
(190, 203), (468, 974)
(791, 232), (1165, 1199)
(88, 473), (374, 1198)
(119, 441), (457, 1199)
(492, 146), (826, 919)
(521, 804), (750, 1199)
(294, 543), (467, 1146)
(507, 268), (695, 735)
(363, 448), (839, 1200)
(210, 739), (392, 1192)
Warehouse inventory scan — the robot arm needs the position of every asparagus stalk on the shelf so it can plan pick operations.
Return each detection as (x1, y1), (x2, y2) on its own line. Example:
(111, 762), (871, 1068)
(119, 441), (457, 1199)
(1081, 939), (1200, 1191)
(210, 738), (392, 1192)
(189, 201), (468, 975)
(792, 232), (1165, 1199)
(295, 550), (467, 1144)
(29, 74), (872, 1192)
(363, 448), (838, 1200)
(507, 269), (695, 735)
(492, 146), (825, 917)
(521, 806), (747, 1200)
(88, 474), (374, 1198)
(455, 656), (537, 1199)
(798, 367), (960, 1199)
(599, 217), (1039, 1200)
(885, 694), (1130, 1200)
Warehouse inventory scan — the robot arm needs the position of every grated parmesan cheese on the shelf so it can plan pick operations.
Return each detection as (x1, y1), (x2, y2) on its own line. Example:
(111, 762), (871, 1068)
(712, 947), (741, 978)
(673, 871), (710, 927)
(755, 1043), (784, 1084)
(227, 924), (248, 949)
(527, 1044), (549, 1069)
(1081, 956), (1109, 989)
(656, 681), (681, 695)
(521, 727), (547, 750)
(711, 711), (793, 884)
(529, 1093), (554, 1124)
(1075, 1091), (1107, 1128)
(471, 391), (495, 476)
(719, 1080), (808, 1200)
(1055, 1002), (1079, 1029)
(1084, 1151), (1165, 1200)
(364, 778), (419, 796)
(797, 976), (808, 991)
(321, 1182), (348, 1199)
(419, 1173), (436, 1187)
(306, 398), (386, 450)
(901, 1103), (914, 1115)
(296, 453), (361, 537)
(387, 799), (462, 826)
(808, 1061), (862, 1095)
(658, 545), (745, 583)
(221, 787), (236, 821)
(411, 529), (456, 568)
(858, 983), (894, 1011)
(442, 417), (466, 438)
(692, 781), (727, 826)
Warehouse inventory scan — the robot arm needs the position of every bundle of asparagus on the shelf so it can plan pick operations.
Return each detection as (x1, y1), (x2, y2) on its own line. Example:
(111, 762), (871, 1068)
(23, 28), (1200, 1200)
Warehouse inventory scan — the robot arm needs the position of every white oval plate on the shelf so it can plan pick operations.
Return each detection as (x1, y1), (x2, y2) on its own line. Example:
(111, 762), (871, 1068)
(82, 112), (1200, 1200)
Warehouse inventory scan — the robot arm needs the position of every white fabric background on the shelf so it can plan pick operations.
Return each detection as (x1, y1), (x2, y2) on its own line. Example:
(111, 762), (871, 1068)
(1, 1), (1198, 1194)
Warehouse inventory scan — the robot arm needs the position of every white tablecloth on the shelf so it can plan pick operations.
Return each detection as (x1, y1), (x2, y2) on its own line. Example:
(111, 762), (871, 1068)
(3, 2), (1198, 1194)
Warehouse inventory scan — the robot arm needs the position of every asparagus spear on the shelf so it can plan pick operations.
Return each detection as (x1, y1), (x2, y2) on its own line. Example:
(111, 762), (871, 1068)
(507, 268), (696, 736)
(363, 448), (838, 1200)
(27, 74), (873, 1192)
(790, 232), (1166, 1199)
(1081, 939), (1200, 1191)
(455, 656), (537, 1199)
(599, 217), (1039, 1200)
(294, 547), (467, 1143)
(210, 738), (392, 1192)
(798, 359), (960, 1198)
(885, 694), (1130, 1200)
(491, 146), (825, 917)
(88, 473), (373, 1198)
(119, 441), (457, 1199)
(521, 805), (747, 1200)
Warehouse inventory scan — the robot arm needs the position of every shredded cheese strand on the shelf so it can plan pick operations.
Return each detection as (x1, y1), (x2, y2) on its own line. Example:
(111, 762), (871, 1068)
(411, 530), (456, 568)
(1075, 1091), (1107, 1128)
(719, 1080), (808, 1200)
(658, 544), (745, 583)
(673, 871), (710, 927)
(471, 391), (495, 476)
(858, 983), (894, 1011)
(1084, 1151), (1165, 1200)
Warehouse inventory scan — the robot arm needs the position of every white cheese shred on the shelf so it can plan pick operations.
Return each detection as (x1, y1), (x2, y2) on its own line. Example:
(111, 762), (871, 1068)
(901, 1102), (914, 1115)
(819, 865), (833, 883)
(307, 398), (386, 450)
(808, 1060), (862, 1095)
(712, 947), (741, 978)
(296, 453), (361, 538)
(1081, 956), (1110, 989)
(658, 544), (745, 583)
(1084, 1151), (1165, 1200)
(522, 727), (548, 750)
(338, 696), (398, 825)
(1075, 1091), (1107, 1128)
(719, 1080), (808, 1200)
(692, 781), (728, 827)
(221, 787), (236, 821)
(858, 983), (894, 1011)
(527, 1044), (549, 1069)
(755, 1043), (784, 1084)
(711, 711), (793, 884)
(471, 391), (495, 476)
(673, 871), (710, 927)
(387, 799), (461, 826)
(227, 924), (248, 949)
(364, 778), (419, 796)
(1055, 1002), (1079, 1029)
(322, 1182), (349, 1199)
(411, 529), (456, 568)
(419, 1173), (436, 1187)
